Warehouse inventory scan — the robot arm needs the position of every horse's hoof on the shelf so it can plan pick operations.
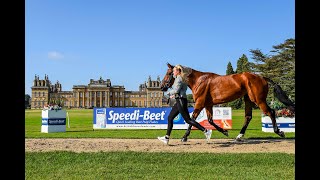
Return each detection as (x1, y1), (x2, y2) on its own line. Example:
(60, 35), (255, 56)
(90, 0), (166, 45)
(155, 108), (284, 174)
(181, 137), (188, 142)
(222, 130), (229, 137)
(235, 133), (244, 141)
(278, 131), (285, 138)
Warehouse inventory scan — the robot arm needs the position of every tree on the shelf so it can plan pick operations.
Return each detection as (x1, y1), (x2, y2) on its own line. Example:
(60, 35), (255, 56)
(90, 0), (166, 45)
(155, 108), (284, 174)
(226, 62), (235, 75)
(187, 94), (194, 107)
(25, 94), (31, 109)
(236, 54), (253, 73)
(49, 97), (65, 107)
(250, 38), (295, 105)
(226, 54), (254, 109)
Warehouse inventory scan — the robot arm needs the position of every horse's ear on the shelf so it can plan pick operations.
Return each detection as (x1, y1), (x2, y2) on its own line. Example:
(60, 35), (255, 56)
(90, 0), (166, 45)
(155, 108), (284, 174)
(167, 62), (173, 69)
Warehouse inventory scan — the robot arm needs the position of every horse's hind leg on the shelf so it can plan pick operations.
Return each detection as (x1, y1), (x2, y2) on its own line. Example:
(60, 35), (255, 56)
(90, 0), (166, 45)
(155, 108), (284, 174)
(205, 105), (228, 137)
(236, 95), (254, 141)
(258, 102), (285, 138)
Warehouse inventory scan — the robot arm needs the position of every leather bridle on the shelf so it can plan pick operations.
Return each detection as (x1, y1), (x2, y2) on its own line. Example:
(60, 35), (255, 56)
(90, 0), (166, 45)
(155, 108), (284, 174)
(161, 73), (174, 90)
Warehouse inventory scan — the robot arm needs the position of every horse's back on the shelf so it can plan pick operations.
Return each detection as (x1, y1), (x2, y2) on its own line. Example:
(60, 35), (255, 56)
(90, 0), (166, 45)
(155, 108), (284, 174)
(208, 72), (268, 103)
(223, 72), (267, 85)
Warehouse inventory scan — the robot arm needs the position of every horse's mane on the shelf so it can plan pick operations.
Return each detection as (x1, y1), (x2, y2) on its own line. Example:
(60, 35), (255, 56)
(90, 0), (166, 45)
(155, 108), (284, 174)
(175, 64), (192, 83)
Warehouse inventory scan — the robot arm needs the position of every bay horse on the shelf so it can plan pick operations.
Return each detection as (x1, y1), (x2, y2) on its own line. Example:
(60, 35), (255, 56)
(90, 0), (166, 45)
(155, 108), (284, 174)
(160, 63), (295, 141)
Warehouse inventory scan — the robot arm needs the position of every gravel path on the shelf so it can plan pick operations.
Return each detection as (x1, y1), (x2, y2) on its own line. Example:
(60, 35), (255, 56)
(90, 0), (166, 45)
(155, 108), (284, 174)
(25, 138), (295, 154)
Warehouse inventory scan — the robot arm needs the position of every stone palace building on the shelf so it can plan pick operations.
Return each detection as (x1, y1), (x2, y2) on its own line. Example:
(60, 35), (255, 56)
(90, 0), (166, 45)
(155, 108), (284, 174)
(30, 75), (169, 109)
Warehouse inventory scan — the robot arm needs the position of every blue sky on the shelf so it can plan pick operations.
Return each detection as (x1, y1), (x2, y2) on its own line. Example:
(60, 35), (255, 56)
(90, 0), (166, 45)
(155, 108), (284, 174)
(25, 0), (294, 95)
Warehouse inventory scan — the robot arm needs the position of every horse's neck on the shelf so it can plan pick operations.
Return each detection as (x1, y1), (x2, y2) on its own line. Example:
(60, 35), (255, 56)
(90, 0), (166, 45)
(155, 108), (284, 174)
(187, 70), (204, 90)
(187, 69), (219, 91)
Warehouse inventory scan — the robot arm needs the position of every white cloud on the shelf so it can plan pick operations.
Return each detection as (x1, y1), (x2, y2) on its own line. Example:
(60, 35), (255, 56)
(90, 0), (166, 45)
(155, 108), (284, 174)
(48, 51), (64, 60)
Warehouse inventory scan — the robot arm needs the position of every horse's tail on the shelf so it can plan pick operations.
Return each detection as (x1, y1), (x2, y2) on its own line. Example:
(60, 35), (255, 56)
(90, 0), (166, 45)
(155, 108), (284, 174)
(263, 77), (295, 112)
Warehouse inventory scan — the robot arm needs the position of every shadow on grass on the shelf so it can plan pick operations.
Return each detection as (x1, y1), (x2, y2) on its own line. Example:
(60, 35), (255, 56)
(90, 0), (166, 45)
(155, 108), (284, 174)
(169, 138), (294, 147)
(249, 136), (295, 139)
(66, 129), (95, 132)
(214, 138), (295, 148)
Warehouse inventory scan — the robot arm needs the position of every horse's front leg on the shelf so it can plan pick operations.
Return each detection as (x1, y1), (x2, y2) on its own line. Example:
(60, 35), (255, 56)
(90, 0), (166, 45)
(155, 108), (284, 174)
(181, 107), (203, 142)
(205, 106), (229, 137)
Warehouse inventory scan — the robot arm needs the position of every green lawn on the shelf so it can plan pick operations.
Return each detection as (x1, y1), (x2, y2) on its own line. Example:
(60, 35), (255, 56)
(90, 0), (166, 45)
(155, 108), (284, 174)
(25, 109), (295, 179)
(26, 152), (294, 180)
(25, 109), (295, 139)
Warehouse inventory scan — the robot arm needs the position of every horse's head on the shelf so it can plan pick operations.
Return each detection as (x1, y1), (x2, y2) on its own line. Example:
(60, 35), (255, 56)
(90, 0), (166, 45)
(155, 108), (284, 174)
(160, 63), (175, 91)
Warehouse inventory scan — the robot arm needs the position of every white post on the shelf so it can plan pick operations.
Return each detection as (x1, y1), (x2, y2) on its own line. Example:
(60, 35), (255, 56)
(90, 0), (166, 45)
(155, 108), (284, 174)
(67, 112), (70, 128)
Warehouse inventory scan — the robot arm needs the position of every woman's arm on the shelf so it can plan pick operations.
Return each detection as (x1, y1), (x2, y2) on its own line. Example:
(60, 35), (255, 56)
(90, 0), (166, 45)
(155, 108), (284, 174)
(168, 76), (183, 96)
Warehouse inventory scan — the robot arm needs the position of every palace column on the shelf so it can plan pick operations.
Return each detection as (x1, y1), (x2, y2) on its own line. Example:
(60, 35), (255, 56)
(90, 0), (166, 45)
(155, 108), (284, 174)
(82, 92), (85, 107)
(122, 92), (125, 107)
(94, 91), (97, 107)
(107, 91), (110, 107)
(77, 92), (80, 108)
(89, 91), (91, 107)
(146, 91), (149, 108)
(100, 91), (102, 107)
(105, 91), (108, 107)
(117, 92), (119, 106)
